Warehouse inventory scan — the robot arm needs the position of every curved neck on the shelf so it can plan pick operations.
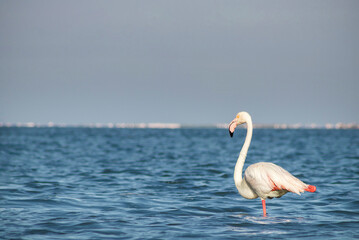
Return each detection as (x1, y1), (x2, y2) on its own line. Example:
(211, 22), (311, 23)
(234, 113), (253, 187)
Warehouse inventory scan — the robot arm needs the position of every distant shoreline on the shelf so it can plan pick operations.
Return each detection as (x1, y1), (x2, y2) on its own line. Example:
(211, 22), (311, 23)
(1, 122), (358, 129)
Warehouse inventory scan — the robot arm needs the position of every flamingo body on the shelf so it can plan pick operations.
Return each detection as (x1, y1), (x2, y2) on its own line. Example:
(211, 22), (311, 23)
(240, 162), (315, 200)
(229, 111), (316, 216)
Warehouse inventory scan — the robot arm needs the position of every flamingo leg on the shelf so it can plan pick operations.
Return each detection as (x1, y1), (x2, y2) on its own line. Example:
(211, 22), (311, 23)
(262, 199), (267, 217)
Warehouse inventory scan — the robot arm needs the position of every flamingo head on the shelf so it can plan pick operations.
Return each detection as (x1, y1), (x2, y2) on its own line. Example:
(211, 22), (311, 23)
(228, 112), (248, 137)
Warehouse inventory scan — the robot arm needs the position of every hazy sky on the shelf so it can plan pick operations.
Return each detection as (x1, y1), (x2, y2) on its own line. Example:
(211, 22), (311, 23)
(1, 1), (358, 125)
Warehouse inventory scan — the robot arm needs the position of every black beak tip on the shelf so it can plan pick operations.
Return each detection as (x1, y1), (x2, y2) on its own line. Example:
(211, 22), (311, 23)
(229, 130), (233, 138)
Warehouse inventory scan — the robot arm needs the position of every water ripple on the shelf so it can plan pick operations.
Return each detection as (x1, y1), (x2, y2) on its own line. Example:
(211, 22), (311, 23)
(0, 128), (358, 239)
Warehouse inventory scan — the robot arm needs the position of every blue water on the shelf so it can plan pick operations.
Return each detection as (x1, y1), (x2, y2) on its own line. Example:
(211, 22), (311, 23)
(0, 127), (358, 239)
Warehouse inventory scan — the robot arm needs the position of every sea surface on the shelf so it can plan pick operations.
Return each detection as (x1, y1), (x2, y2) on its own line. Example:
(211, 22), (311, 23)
(0, 127), (358, 239)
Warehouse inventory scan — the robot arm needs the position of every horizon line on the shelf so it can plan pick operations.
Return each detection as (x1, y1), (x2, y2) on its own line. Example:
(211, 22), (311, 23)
(1, 122), (358, 129)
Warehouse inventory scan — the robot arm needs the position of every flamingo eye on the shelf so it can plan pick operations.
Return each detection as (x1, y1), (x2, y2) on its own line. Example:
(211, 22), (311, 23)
(236, 115), (239, 119)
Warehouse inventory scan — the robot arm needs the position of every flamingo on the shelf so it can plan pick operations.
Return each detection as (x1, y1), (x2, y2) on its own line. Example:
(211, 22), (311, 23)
(228, 111), (316, 217)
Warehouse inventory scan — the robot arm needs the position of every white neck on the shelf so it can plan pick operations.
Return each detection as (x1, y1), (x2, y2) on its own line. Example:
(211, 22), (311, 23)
(233, 113), (253, 188)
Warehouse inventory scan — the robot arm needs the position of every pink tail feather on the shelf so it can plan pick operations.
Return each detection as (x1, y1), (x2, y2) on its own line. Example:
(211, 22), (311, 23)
(305, 185), (316, 192)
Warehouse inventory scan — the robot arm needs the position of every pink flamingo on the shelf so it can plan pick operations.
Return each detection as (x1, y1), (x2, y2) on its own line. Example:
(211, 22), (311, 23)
(228, 112), (316, 216)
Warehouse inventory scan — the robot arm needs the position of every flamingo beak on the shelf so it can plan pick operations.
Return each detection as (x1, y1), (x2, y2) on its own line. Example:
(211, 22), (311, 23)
(228, 120), (237, 138)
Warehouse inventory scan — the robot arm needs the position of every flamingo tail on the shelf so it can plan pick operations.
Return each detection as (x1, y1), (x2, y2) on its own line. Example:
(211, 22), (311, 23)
(304, 185), (316, 192)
